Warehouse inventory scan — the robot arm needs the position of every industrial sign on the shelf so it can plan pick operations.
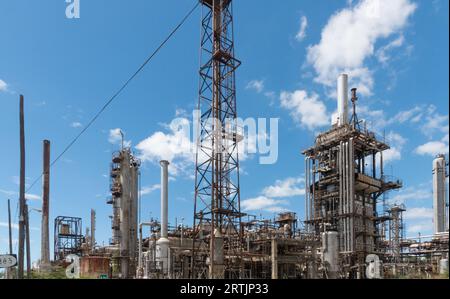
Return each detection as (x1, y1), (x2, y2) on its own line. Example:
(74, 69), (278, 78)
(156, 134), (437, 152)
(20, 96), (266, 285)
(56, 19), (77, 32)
(0, 254), (17, 268)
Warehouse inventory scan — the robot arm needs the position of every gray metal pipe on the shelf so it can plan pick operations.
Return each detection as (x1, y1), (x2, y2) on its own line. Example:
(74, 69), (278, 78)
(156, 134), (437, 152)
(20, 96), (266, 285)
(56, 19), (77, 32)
(160, 160), (169, 239)
(337, 74), (349, 126)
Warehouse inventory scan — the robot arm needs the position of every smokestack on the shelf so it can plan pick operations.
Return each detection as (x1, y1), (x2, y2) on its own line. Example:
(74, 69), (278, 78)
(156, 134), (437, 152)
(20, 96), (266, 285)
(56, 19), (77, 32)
(156, 160), (170, 274)
(337, 74), (349, 126)
(160, 160), (169, 238)
(41, 140), (51, 266)
(18, 94), (26, 279)
(433, 155), (448, 234)
(91, 209), (96, 254)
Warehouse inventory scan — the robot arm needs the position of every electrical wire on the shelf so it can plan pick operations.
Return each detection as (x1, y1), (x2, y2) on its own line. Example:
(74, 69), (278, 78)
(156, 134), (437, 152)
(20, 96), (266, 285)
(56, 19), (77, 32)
(23, 2), (200, 195)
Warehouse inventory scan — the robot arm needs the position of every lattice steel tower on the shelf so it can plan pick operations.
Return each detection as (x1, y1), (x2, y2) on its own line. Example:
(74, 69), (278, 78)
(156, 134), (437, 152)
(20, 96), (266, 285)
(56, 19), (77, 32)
(192, 0), (244, 279)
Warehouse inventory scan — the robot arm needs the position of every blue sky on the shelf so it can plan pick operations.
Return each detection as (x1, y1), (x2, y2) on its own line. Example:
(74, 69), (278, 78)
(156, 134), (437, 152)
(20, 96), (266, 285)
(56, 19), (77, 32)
(0, 0), (448, 264)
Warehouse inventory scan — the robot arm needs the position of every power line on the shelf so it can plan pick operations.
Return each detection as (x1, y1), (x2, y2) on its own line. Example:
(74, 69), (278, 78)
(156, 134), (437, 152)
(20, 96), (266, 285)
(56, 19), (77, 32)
(23, 2), (200, 195)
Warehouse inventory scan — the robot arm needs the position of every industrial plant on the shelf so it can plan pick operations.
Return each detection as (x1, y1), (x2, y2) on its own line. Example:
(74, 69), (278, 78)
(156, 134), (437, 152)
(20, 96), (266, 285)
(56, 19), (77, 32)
(1, 0), (448, 280)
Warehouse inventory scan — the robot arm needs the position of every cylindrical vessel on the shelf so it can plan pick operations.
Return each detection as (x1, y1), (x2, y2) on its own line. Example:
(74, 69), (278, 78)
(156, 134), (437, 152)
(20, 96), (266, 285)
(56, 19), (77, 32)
(337, 74), (349, 126)
(160, 160), (169, 239)
(156, 160), (170, 275)
(440, 259), (449, 275)
(322, 231), (339, 279)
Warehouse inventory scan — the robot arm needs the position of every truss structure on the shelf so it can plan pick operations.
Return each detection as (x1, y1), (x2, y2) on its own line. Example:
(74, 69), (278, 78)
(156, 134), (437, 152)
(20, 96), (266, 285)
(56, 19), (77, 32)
(192, 0), (244, 279)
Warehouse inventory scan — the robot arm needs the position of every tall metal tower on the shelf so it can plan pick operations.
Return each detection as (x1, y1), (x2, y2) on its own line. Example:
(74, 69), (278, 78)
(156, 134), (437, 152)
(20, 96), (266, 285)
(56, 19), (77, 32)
(192, 0), (244, 279)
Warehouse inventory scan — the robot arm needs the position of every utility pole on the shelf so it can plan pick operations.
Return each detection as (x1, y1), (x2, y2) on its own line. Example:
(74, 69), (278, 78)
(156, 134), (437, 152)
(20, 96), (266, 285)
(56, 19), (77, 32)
(8, 199), (13, 255)
(91, 209), (96, 254)
(25, 203), (31, 279)
(18, 94), (26, 279)
(41, 140), (51, 267)
(7, 199), (13, 279)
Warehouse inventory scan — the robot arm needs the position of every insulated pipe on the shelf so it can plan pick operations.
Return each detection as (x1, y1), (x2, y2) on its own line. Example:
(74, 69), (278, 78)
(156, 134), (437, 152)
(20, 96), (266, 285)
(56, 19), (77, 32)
(137, 222), (153, 278)
(337, 74), (349, 126)
(349, 139), (355, 252)
(160, 160), (169, 239)
(305, 157), (310, 231)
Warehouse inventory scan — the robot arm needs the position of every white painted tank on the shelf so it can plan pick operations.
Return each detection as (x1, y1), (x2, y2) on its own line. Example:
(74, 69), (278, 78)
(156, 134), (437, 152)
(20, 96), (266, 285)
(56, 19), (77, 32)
(337, 74), (349, 126)
(156, 160), (170, 274)
(440, 259), (449, 275)
(322, 231), (339, 279)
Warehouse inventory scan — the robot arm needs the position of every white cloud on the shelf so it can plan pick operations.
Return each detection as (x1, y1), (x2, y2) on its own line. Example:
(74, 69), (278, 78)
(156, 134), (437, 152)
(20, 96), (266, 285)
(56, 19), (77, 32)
(415, 141), (449, 157)
(135, 118), (194, 177)
(0, 222), (39, 231)
(246, 80), (265, 93)
(280, 90), (329, 131)
(70, 122), (83, 128)
(241, 196), (289, 213)
(306, 0), (417, 95)
(0, 79), (8, 92)
(376, 35), (405, 66)
(0, 222), (19, 230)
(421, 112), (449, 138)
(404, 208), (433, 220)
(295, 16), (308, 42)
(242, 176), (305, 213)
(0, 189), (41, 201)
(262, 177), (305, 198)
(383, 131), (407, 163)
(407, 221), (433, 235)
(109, 128), (131, 148)
(140, 184), (161, 197)
(389, 186), (431, 205)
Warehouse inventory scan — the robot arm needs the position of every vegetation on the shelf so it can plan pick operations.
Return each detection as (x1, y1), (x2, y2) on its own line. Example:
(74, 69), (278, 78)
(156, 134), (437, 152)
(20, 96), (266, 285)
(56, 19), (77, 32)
(30, 267), (68, 279)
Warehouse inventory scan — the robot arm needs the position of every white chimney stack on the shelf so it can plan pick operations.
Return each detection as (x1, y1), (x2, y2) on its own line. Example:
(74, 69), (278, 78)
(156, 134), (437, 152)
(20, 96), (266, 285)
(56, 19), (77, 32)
(156, 160), (170, 274)
(337, 74), (349, 126)
(160, 160), (169, 239)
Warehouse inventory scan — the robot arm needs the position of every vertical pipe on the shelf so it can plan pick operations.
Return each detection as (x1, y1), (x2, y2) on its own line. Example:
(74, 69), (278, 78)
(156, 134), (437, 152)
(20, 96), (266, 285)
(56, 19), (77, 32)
(271, 238), (278, 279)
(160, 161), (169, 239)
(305, 157), (309, 231)
(41, 140), (50, 265)
(7, 199), (13, 279)
(349, 139), (355, 252)
(156, 160), (170, 275)
(8, 199), (13, 255)
(337, 74), (349, 126)
(18, 94), (26, 279)
(25, 204), (31, 279)
(138, 224), (143, 277)
(90, 209), (96, 254)
(120, 151), (130, 278)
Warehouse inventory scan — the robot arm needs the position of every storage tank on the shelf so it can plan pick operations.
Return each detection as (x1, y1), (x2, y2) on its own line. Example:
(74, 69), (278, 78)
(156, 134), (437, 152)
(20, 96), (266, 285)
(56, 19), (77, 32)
(322, 231), (339, 279)
(440, 259), (449, 275)
(79, 257), (111, 279)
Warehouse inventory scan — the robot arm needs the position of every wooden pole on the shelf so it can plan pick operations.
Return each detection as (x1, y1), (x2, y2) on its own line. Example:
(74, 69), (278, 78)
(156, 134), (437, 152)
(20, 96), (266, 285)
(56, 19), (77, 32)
(18, 94), (26, 279)
(25, 204), (31, 279)
(41, 140), (51, 265)
(7, 199), (13, 279)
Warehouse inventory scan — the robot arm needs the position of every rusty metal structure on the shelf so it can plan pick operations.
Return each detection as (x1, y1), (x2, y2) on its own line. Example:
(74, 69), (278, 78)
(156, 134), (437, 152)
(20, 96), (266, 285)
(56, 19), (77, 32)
(54, 216), (83, 261)
(191, 0), (244, 279)
(107, 147), (141, 278)
(303, 75), (403, 278)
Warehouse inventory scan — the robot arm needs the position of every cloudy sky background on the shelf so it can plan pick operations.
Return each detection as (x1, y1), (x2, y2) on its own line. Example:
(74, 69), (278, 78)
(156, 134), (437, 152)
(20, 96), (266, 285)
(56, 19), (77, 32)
(0, 0), (448, 263)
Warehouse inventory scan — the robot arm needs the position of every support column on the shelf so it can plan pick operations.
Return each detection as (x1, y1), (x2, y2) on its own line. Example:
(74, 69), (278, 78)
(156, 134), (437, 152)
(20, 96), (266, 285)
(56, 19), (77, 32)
(271, 238), (278, 279)
(41, 140), (51, 269)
